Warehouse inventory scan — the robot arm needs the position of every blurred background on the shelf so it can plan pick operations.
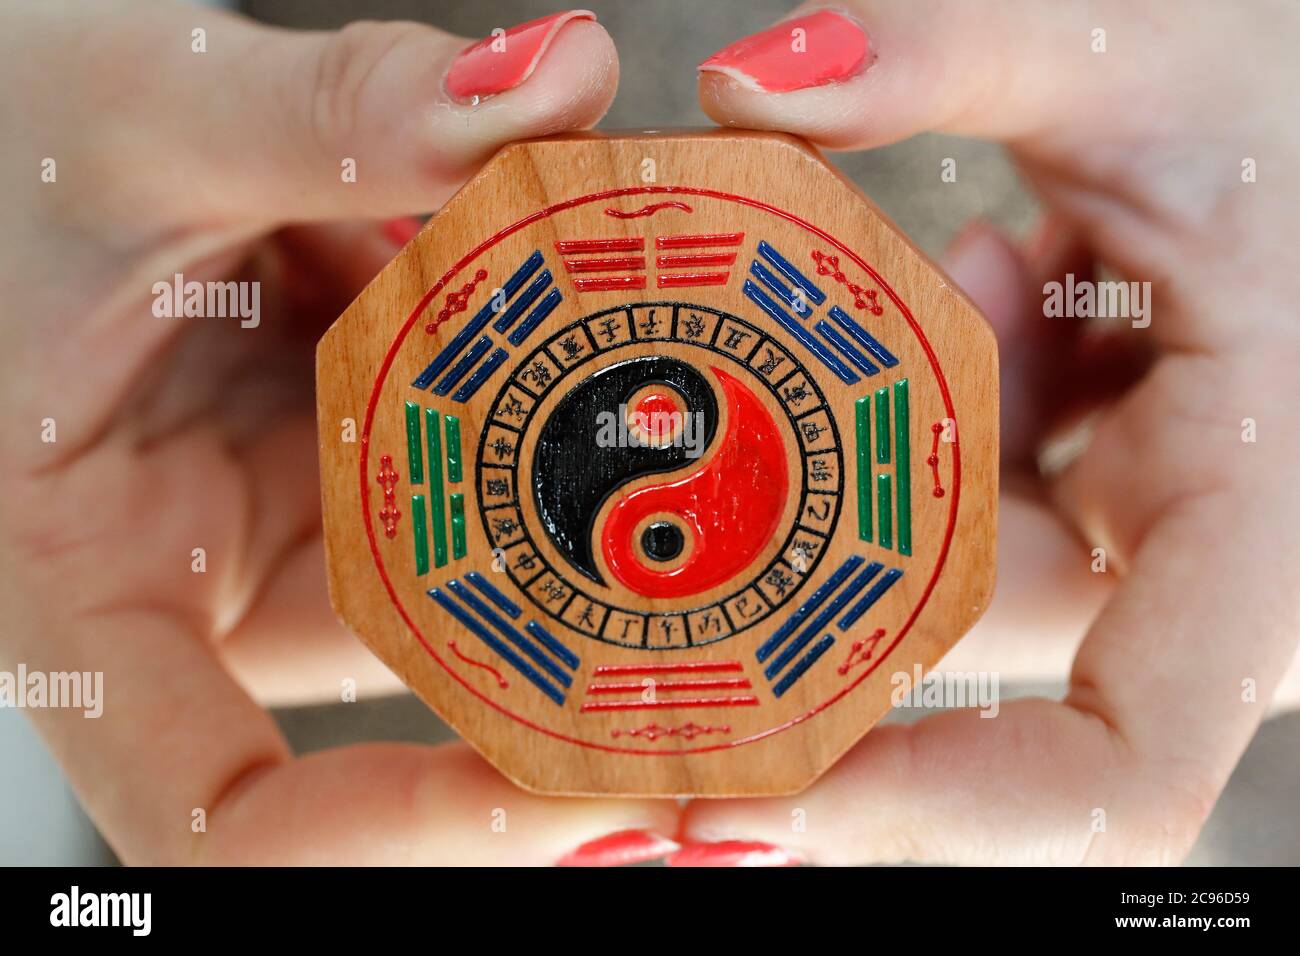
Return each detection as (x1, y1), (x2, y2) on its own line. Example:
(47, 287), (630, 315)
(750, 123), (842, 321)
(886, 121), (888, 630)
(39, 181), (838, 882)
(3, 0), (1296, 865)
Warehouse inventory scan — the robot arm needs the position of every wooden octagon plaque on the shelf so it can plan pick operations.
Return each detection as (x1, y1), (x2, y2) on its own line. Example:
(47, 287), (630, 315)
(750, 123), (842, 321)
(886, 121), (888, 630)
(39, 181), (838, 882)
(316, 130), (998, 796)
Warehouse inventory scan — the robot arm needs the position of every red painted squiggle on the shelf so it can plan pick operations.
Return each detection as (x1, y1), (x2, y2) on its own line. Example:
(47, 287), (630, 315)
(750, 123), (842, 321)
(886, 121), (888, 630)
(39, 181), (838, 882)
(929, 421), (947, 498)
(426, 268), (488, 335)
(612, 722), (730, 741)
(376, 455), (400, 539)
(449, 640), (509, 688)
(605, 201), (693, 219)
(812, 248), (883, 315)
(838, 628), (886, 675)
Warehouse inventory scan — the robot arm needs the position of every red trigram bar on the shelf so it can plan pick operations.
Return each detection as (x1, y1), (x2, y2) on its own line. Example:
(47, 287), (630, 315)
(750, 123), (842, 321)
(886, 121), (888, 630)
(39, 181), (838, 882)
(655, 232), (745, 249)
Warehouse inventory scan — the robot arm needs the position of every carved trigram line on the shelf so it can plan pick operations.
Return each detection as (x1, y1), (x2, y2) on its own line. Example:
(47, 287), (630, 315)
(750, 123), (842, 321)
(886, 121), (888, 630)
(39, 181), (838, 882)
(556, 237), (647, 292)
(837, 567), (903, 632)
(855, 379), (912, 555)
(654, 232), (744, 288)
(757, 556), (892, 697)
(580, 661), (756, 712)
(428, 576), (580, 706)
(743, 240), (900, 387)
(411, 250), (560, 401)
(403, 403), (464, 572)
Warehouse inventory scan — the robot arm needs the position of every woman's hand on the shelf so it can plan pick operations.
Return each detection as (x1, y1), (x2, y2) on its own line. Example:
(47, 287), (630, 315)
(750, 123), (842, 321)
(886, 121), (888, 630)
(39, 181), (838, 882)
(0, 1), (681, 866)
(674, 0), (1300, 865)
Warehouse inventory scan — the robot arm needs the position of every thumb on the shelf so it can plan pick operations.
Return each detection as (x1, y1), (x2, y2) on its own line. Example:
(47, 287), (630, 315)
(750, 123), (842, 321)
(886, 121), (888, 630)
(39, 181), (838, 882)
(85, 6), (615, 224)
(695, 1), (1211, 149)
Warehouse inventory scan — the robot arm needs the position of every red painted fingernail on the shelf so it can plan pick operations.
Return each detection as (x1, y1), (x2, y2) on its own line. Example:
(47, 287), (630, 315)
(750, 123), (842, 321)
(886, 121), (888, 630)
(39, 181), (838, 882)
(383, 217), (424, 246)
(665, 840), (799, 867)
(556, 829), (680, 867)
(698, 10), (871, 93)
(445, 10), (597, 103)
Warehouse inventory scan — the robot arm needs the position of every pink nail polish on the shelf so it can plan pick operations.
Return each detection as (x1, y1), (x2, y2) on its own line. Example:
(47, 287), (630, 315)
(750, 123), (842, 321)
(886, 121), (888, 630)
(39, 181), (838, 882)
(382, 217), (424, 246)
(445, 10), (597, 103)
(556, 829), (680, 867)
(665, 840), (799, 867)
(698, 10), (871, 93)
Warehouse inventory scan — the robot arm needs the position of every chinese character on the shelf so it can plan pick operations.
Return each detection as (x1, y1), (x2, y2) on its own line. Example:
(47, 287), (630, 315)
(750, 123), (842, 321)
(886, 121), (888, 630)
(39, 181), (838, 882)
(723, 328), (750, 350)
(764, 568), (794, 597)
(757, 348), (785, 375)
(782, 382), (811, 406)
(557, 335), (583, 360)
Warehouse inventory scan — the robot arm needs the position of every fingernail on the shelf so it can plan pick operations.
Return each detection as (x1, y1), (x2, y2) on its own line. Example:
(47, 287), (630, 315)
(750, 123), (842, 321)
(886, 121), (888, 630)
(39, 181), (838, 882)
(556, 828), (680, 867)
(665, 840), (799, 867)
(382, 217), (424, 246)
(698, 10), (871, 93)
(445, 10), (597, 103)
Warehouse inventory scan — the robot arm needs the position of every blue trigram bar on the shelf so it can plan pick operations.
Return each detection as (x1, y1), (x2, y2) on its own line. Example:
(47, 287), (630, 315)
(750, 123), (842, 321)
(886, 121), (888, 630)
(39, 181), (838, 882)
(816, 320), (880, 377)
(451, 348), (508, 403)
(412, 250), (543, 389)
(507, 287), (563, 347)
(750, 259), (813, 317)
(427, 588), (565, 705)
(432, 335), (491, 396)
(828, 305), (898, 368)
(525, 620), (580, 671)
(445, 580), (572, 688)
(464, 570), (521, 618)
(773, 634), (836, 698)
(757, 240), (825, 306)
(743, 280), (859, 385)
(492, 270), (553, 334)
(838, 567), (904, 631)
(757, 556), (865, 663)
(764, 561), (883, 680)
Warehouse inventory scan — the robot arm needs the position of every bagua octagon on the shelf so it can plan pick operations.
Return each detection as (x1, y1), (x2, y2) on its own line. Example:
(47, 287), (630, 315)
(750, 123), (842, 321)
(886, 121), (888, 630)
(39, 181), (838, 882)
(317, 131), (998, 796)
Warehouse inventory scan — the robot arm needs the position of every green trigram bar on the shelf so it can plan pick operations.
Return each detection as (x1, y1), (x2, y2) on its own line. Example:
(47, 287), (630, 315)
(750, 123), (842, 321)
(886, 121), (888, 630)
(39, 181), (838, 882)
(425, 408), (448, 568)
(875, 387), (891, 465)
(894, 378), (912, 556)
(450, 493), (467, 559)
(444, 415), (463, 484)
(876, 472), (893, 551)
(855, 395), (872, 542)
(411, 494), (430, 576)
(404, 401), (424, 485)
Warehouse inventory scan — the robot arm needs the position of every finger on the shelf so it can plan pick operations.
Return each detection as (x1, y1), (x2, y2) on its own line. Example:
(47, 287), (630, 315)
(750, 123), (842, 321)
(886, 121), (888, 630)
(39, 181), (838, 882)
(18, 604), (675, 865)
(681, 426), (1300, 864)
(935, 485), (1110, 680)
(941, 220), (1078, 467)
(52, 5), (616, 224)
(695, 1), (1222, 149)
(218, 530), (408, 706)
(940, 219), (1149, 468)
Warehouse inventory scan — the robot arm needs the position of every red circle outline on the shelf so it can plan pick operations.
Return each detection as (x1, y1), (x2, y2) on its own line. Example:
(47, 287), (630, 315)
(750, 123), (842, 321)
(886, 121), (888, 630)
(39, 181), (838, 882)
(357, 186), (961, 756)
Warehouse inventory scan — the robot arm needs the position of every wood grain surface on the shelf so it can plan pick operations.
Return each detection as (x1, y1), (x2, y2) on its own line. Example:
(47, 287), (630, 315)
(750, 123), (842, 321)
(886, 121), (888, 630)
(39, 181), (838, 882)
(316, 129), (998, 796)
